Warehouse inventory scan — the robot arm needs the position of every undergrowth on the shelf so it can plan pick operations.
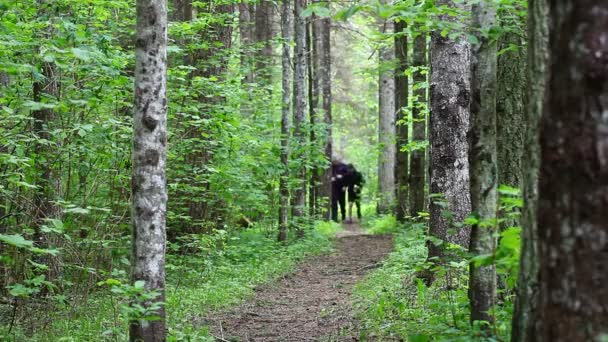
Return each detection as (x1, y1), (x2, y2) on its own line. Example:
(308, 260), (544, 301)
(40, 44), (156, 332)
(1, 221), (342, 341)
(353, 221), (513, 342)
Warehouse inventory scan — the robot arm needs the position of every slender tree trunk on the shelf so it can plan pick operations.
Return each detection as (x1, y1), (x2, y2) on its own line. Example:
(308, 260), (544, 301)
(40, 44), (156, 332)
(130, 0), (168, 340)
(308, 14), (319, 217)
(278, 0), (293, 242)
(428, 0), (471, 260)
(319, 4), (332, 221)
(409, 31), (427, 217)
(536, 2), (608, 340)
(510, 1), (547, 340)
(239, 1), (255, 84)
(468, 1), (498, 326)
(394, 20), (409, 222)
(377, 10), (396, 214)
(292, 0), (308, 230)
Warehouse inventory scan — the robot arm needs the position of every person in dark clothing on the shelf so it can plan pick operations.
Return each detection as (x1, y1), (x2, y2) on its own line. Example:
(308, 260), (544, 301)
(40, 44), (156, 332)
(347, 165), (364, 222)
(331, 160), (351, 222)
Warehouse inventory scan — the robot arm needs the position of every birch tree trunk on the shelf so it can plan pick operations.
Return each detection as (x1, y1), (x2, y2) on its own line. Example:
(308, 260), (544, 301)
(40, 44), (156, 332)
(536, 2), (608, 340)
(292, 0), (308, 229)
(468, 1), (498, 326)
(377, 10), (396, 214)
(394, 20), (409, 222)
(278, 0), (293, 242)
(511, 0), (547, 340)
(428, 0), (471, 260)
(409, 31), (427, 217)
(130, 0), (168, 340)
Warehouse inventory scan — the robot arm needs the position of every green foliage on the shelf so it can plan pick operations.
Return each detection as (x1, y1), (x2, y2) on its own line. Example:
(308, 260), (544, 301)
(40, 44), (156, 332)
(364, 214), (400, 235)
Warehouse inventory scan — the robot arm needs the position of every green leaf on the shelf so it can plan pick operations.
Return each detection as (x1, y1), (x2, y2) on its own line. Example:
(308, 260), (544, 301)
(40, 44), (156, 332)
(0, 233), (34, 249)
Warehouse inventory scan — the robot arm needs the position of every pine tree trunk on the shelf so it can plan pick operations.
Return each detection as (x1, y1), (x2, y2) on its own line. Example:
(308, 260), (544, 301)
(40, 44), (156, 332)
(308, 14), (319, 217)
(255, 0), (275, 82)
(409, 31), (427, 217)
(377, 11), (396, 214)
(468, 1), (498, 326)
(394, 20), (409, 222)
(278, 0), (293, 242)
(130, 0), (168, 340)
(536, 2), (608, 340)
(510, 1), (547, 340)
(292, 0), (308, 229)
(428, 0), (471, 260)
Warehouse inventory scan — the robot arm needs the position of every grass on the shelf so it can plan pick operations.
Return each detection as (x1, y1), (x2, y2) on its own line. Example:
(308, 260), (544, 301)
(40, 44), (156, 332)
(1, 221), (342, 341)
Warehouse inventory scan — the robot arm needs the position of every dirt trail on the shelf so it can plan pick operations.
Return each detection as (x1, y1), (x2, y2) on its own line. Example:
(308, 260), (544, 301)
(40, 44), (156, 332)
(207, 223), (393, 341)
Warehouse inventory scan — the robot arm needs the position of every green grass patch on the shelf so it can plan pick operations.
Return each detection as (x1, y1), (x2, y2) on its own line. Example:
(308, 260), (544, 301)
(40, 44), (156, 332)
(352, 224), (513, 341)
(1, 222), (340, 341)
(363, 214), (401, 234)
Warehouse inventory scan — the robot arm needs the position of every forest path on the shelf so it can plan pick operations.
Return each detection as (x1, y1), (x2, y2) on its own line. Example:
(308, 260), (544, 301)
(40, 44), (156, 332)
(207, 222), (393, 341)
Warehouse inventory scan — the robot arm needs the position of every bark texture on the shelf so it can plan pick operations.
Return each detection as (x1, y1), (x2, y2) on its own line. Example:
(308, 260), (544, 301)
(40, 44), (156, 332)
(278, 0), (293, 242)
(377, 12), (396, 214)
(239, 1), (255, 84)
(510, 0), (547, 340)
(130, 0), (168, 340)
(468, 1), (498, 325)
(292, 0), (308, 225)
(394, 20), (409, 221)
(536, 3), (608, 340)
(319, 9), (332, 220)
(409, 31), (427, 217)
(255, 0), (275, 82)
(428, 0), (471, 256)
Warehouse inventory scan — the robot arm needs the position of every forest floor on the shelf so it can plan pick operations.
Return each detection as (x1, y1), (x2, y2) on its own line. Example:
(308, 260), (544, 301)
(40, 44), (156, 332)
(205, 222), (394, 341)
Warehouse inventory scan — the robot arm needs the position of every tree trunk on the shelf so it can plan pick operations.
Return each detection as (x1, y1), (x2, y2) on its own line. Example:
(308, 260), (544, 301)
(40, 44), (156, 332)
(278, 0), (293, 242)
(377, 11), (396, 214)
(394, 20), (409, 222)
(428, 0), (471, 259)
(308, 13), (319, 217)
(468, 1), (498, 326)
(292, 0), (308, 229)
(319, 5), (332, 221)
(510, 1), (547, 340)
(409, 31), (427, 218)
(239, 1), (255, 84)
(536, 2), (608, 340)
(255, 0), (275, 82)
(130, 0), (168, 340)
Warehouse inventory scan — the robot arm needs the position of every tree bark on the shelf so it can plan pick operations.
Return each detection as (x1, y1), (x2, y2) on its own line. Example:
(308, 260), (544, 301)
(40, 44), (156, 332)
(239, 1), (255, 84)
(278, 0), (293, 242)
(377, 10), (396, 214)
(536, 2), (608, 340)
(319, 4), (332, 221)
(292, 0), (308, 228)
(428, 0), (471, 259)
(394, 20), (408, 222)
(510, 1), (547, 340)
(468, 1), (498, 326)
(255, 0), (275, 82)
(308, 13), (319, 217)
(409, 31), (427, 218)
(130, 0), (168, 340)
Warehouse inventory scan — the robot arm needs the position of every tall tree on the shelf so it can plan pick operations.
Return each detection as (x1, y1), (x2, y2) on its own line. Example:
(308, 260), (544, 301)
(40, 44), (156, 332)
(510, 0), (548, 339)
(536, 2), (608, 340)
(409, 30), (427, 217)
(292, 0), (308, 227)
(278, 0), (293, 241)
(394, 19), (408, 222)
(318, 2), (332, 220)
(239, 1), (255, 84)
(308, 11), (319, 216)
(377, 6), (396, 214)
(130, 0), (168, 339)
(468, 0), (498, 326)
(428, 0), (471, 260)
(255, 0), (275, 81)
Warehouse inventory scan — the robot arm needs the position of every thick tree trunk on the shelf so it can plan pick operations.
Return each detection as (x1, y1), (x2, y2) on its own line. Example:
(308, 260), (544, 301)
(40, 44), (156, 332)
(409, 31), (426, 217)
(292, 0), (308, 228)
(394, 20), (408, 222)
(510, 1), (547, 340)
(468, 1), (498, 326)
(377, 12), (396, 214)
(536, 3), (608, 340)
(497, 31), (525, 191)
(130, 0), (168, 340)
(255, 0), (275, 82)
(428, 0), (471, 259)
(278, 0), (293, 242)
